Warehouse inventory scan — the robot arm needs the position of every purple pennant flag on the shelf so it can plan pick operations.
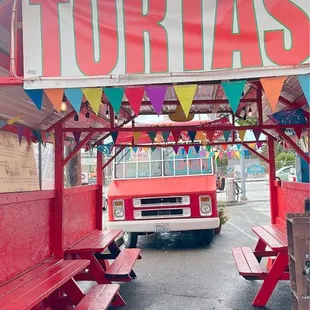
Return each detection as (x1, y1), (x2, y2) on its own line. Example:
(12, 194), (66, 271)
(17, 126), (24, 145)
(199, 149), (206, 157)
(73, 132), (81, 144)
(173, 145), (180, 154)
(253, 129), (261, 141)
(146, 86), (167, 115)
(227, 151), (232, 159)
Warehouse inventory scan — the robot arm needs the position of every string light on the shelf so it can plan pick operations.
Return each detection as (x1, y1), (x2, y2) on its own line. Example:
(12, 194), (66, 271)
(248, 107), (253, 117)
(60, 95), (67, 112)
(74, 114), (79, 121)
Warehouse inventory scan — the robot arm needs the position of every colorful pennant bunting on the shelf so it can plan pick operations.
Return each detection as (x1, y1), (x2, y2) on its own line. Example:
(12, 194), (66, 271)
(223, 130), (231, 142)
(173, 85), (197, 117)
(162, 131), (170, 143)
(44, 89), (64, 113)
(173, 145), (180, 154)
(253, 129), (261, 141)
(73, 132), (81, 144)
(221, 80), (246, 114)
(256, 141), (263, 149)
(194, 145), (200, 154)
(238, 130), (246, 142)
(104, 87), (125, 115)
(132, 147), (138, 153)
(150, 146), (157, 152)
(227, 151), (232, 159)
(260, 77), (286, 112)
(209, 151), (215, 158)
(298, 74), (310, 106)
(206, 131), (214, 142)
(148, 132), (157, 143)
(7, 115), (23, 125)
(219, 151), (223, 160)
(221, 144), (227, 151)
(65, 88), (83, 113)
(235, 151), (241, 159)
(146, 86), (167, 115)
(188, 131), (197, 143)
(125, 87), (145, 115)
(206, 145), (212, 152)
(215, 151), (219, 160)
(172, 130), (181, 142)
(25, 89), (44, 110)
(236, 144), (242, 150)
(32, 130), (43, 143)
(97, 143), (113, 156)
(133, 132), (141, 144)
(111, 132), (119, 144)
(82, 88), (102, 115)
(294, 127), (302, 140)
(183, 145), (190, 154)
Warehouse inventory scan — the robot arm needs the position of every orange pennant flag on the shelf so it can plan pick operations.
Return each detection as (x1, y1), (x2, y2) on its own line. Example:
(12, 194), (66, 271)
(238, 130), (246, 142)
(133, 132), (141, 144)
(221, 144), (227, 151)
(44, 89), (64, 113)
(260, 77), (286, 112)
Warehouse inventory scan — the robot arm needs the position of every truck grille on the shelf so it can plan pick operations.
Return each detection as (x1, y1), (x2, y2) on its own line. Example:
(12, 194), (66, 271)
(134, 207), (191, 219)
(133, 196), (190, 208)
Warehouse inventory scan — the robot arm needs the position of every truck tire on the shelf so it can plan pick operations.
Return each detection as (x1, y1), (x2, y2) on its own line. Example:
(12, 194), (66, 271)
(123, 232), (138, 248)
(195, 229), (214, 245)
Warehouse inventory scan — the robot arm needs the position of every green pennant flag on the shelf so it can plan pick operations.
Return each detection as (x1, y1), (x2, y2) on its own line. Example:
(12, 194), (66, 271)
(32, 130), (43, 143)
(206, 145), (212, 152)
(150, 146), (157, 152)
(236, 144), (242, 150)
(148, 132), (157, 143)
(104, 87), (125, 115)
(223, 131), (231, 142)
(162, 131), (170, 143)
(221, 80), (246, 114)
(209, 151), (215, 157)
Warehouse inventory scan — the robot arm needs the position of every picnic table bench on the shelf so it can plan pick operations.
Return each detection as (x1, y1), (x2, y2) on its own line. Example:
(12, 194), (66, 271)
(0, 259), (120, 310)
(232, 224), (289, 307)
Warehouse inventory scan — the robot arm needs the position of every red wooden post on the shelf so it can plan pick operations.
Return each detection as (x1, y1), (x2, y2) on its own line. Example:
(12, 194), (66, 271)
(268, 137), (278, 224)
(54, 122), (64, 258)
(96, 150), (103, 230)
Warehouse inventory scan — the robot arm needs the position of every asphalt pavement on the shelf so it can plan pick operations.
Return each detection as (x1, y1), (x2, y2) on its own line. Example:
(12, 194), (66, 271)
(109, 181), (291, 310)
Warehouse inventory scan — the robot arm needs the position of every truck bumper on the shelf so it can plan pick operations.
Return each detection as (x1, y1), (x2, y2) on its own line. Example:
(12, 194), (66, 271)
(107, 218), (220, 232)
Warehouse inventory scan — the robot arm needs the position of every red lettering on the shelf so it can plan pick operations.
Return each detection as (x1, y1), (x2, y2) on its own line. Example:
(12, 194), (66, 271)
(124, 0), (168, 73)
(73, 0), (118, 76)
(30, 0), (68, 76)
(182, 0), (203, 71)
(212, 0), (262, 69)
(263, 0), (309, 65)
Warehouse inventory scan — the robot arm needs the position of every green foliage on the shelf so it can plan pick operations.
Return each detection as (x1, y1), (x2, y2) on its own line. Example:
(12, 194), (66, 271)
(217, 203), (230, 225)
(235, 117), (258, 126)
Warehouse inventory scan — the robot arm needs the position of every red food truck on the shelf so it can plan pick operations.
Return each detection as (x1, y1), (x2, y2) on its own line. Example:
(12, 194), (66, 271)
(107, 145), (220, 248)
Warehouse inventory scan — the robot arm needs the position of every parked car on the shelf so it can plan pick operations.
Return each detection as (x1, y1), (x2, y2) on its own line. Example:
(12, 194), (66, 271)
(265, 165), (296, 182)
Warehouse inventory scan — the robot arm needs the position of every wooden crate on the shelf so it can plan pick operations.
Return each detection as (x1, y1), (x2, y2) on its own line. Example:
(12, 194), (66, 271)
(286, 213), (310, 310)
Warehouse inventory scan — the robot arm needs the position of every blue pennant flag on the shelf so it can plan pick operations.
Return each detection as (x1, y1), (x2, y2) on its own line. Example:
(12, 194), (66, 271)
(65, 88), (83, 113)
(188, 131), (196, 143)
(298, 74), (310, 106)
(25, 89), (44, 110)
(111, 132), (118, 144)
(221, 80), (246, 114)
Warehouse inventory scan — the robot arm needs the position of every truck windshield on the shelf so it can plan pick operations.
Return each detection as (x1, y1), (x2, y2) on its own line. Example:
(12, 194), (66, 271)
(114, 147), (213, 179)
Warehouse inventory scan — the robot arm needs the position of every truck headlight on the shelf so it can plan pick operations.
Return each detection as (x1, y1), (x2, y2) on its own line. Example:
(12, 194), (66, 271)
(199, 196), (212, 216)
(113, 200), (125, 220)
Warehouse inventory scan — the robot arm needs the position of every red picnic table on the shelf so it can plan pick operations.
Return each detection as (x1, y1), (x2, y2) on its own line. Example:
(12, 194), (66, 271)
(232, 224), (289, 307)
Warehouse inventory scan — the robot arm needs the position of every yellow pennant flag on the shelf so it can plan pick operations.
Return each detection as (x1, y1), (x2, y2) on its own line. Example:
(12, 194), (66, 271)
(133, 132), (141, 144)
(44, 89), (64, 113)
(174, 85), (197, 117)
(249, 143), (256, 149)
(82, 88), (103, 115)
(238, 130), (246, 142)
(260, 77), (286, 112)
(7, 115), (23, 125)
(235, 150), (240, 159)
(215, 151), (219, 160)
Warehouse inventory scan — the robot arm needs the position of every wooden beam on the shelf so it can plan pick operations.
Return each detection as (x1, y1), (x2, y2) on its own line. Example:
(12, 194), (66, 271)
(102, 147), (125, 170)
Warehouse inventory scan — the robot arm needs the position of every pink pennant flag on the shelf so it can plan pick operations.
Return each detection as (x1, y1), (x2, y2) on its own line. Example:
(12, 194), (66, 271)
(173, 145), (180, 154)
(219, 151), (223, 160)
(172, 130), (181, 142)
(227, 151), (232, 159)
(125, 87), (144, 116)
(206, 131), (214, 142)
(73, 131), (81, 144)
(146, 86), (167, 115)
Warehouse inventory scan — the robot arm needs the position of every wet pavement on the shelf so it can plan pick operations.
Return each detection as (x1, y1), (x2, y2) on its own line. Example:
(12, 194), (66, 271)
(112, 182), (291, 310)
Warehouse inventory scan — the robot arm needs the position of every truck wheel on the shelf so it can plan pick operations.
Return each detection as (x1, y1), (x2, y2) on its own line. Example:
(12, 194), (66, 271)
(123, 232), (138, 248)
(195, 229), (214, 245)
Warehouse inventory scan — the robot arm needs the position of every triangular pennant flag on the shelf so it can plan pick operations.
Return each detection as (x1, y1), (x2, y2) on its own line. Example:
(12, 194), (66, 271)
(173, 145), (180, 154)
(133, 132), (141, 144)
(0, 120), (6, 129)
(227, 151), (232, 159)
(235, 151), (241, 159)
(194, 145), (200, 154)
(260, 77), (286, 111)
(199, 149), (206, 157)
(82, 88), (102, 115)
(25, 89), (44, 110)
(238, 130), (246, 142)
(188, 131), (197, 143)
(145, 86), (167, 115)
(253, 129), (261, 141)
(65, 88), (83, 113)
(294, 127), (302, 139)
(206, 131), (214, 142)
(148, 132), (157, 143)
(44, 89), (64, 113)
(111, 132), (119, 144)
(162, 131), (170, 143)
(215, 151), (219, 160)
(206, 145), (212, 152)
(222, 144), (228, 151)
(205, 151), (209, 158)
(7, 115), (23, 125)
(32, 130), (43, 143)
(221, 80), (246, 114)
(17, 126), (24, 145)
(183, 145), (190, 154)
(125, 87), (144, 115)
(236, 144), (242, 150)
(209, 151), (215, 158)
(223, 131), (231, 142)
(104, 87), (125, 115)
(132, 147), (138, 153)
(219, 151), (223, 160)
(172, 130), (181, 142)
(257, 141), (263, 149)
(150, 146), (157, 152)
(73, 131), (81, 144)
(173, 85), (197, 117)
(298, 74), (310, 106)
